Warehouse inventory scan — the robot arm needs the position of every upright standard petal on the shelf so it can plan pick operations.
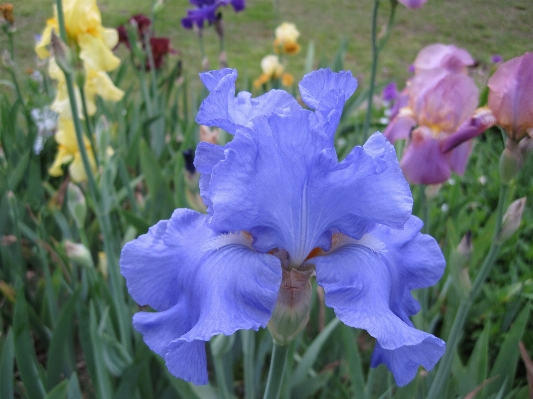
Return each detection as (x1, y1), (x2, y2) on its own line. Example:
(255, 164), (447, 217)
(197, 107), (412, 265)
(312, 216), (445, 386)
(196, 68), (300, 134)
(414, 44), (474, 74)
(488, 52), (533, 141)
(120, 209), (281, 384)
(299, 69), (358, 139)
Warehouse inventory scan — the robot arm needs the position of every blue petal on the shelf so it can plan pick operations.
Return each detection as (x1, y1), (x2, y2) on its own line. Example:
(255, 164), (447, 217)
(370, 337), (445, 387)
(202, 107), (412, 265)
(299, 69), (358, 139)
(312, 216), (445, 386)
(120, 220), (180, 311)
(196, 69), (300, 134)
(299, 69), (358, 110)
(120, 209), (281, 383)
(369, 216), (445, 320)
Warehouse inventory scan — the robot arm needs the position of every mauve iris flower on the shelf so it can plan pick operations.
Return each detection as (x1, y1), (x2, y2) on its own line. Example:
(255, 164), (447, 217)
(413, 44), (474, 74)
(397, 0), (428, 9)
(385, 68), (479, 184)
(181, 0), (245, 29)
(488, 52), (533, 142)
(120, 68), (446, 387)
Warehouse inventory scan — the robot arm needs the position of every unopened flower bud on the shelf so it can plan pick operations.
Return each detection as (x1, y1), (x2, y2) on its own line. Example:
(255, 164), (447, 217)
(219, 50), (227, 69)
(519, 136), (533, 159)
(268, 268), (313, 346)
(2, 49), (13, 68)
(65, 240), (94, 269)
(98, 251), (108, 279)
(450, 232), (472, 297)
(50, 30), (73, 73)
(497, 197), (526, 244)
(67, 183), (87, 228)
(499, 139), (522, 185)
(214, 13), (224, 39)
(201, 56), (209, 71)
(74, 68), (86, 91)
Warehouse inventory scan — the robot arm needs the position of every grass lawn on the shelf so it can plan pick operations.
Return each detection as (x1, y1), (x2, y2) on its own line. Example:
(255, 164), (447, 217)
(4, 0), (532, 90)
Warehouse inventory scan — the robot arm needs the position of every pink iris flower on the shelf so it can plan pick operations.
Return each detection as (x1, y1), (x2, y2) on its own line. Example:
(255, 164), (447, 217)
(385, 69), (479, 184)
(397, 0), (428, 9)
(487, 52), (533, 142)
(413, 44), (474, 75)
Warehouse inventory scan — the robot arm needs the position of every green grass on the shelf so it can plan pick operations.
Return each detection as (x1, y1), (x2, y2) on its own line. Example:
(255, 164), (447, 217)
(3, 0), (532, 90)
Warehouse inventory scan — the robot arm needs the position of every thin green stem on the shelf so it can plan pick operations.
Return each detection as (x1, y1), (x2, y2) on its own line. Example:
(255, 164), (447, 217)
(78, 85), (99, 167)
(263, 342), (289, 399)
(426, 184), (509, 399)
(362, 0), (380, 142)
(241, 330), (256, 399)
(419, 185), (429, 234)
(213, 355), (234, 399)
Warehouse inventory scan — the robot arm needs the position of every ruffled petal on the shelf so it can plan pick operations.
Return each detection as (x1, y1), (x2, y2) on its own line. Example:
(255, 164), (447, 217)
(368, 216), (445, 320)
(120, 209), (281, 383)
(78, 33), (121, 72)
(196, 68), (300, 134)
(400, 129), (451, 185)
(298, 68), (357, 110)
(384, 112), (416, 143)
(370, 337), (445, 387)
(312, 217), (445, 386)
(200, 107), (411, 264)
(133, 304), (208, 384)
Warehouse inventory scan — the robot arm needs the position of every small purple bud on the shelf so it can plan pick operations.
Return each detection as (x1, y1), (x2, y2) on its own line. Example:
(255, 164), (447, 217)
(408, 64), (415, 74)
(491, 55), (503, 64)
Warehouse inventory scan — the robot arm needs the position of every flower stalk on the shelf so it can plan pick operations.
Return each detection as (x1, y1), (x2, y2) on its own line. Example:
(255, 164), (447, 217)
(362, 0), (397, 141)
(263, 342), (289, 399)
(426, 183), (509, 398)
(54, 0), (131, 348)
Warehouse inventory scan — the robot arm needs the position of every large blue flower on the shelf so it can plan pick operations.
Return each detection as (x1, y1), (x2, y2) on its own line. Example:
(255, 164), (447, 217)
(120, 68), (446, 387)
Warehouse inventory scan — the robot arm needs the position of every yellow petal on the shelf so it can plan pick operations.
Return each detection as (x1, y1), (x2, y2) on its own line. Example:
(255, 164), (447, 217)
(69, 154), (88, 182)
(49, 145), (73, 177)
(63, 0), (101, 38)
(78, 33), (121, 72)
(100, 27), (119, 49)
(93, 71), (124, 102)
(35, 20), (57, 59)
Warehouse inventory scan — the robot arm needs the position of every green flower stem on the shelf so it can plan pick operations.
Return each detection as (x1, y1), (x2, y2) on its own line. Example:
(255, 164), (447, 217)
(426, 184), (509, 399)
(78, 85), (99, 167)
(263, 342), (289, 399)
(362, 0), (397, 142)
(55, 0), (131, 349)
(241, 330), (256, 399)
(213, 355), (234, 399)
(362, 0), (380, 142)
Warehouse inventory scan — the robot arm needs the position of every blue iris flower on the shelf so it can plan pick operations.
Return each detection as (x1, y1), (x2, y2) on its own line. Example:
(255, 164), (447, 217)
(120, 68), (446, 387)
(181, 0), (245, 30)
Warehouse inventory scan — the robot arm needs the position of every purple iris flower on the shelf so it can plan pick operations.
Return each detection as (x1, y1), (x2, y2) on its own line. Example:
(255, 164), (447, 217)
(120, 68), (446, 387)
(181, 0), (245, 29)
(382, 81), (399, 103)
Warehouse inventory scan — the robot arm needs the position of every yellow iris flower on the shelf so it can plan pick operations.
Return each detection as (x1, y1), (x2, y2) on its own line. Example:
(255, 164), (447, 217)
(253, 55), (294, 89)
(274, 22), (301, 55)
(48, 58), (124, 118)
(35, 0), (120, 72)
(49, 116), (97, 183)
